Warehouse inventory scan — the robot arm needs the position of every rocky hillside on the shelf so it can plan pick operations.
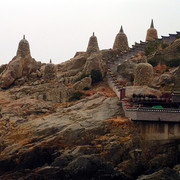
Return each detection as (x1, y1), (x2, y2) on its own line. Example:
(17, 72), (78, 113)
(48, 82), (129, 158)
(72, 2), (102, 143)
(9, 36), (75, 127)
(0, 36), (180, 179)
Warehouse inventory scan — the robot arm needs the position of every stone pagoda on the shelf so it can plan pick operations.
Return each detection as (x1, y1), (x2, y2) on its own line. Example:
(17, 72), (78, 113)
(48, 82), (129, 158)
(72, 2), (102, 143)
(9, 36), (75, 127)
(16, 35), (31, 58)
(113, 26), (129, 51)
(86, 32), (99, 54)
(145, 19), (158, 42)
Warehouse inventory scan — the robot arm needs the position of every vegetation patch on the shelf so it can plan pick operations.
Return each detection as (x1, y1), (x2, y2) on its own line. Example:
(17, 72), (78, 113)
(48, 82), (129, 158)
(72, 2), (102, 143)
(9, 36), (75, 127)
(0, 68), (3, 74)
(83, 87), (90, 90)
(145, 41), (161, 56)
(166, 59), (180, 67)
(91, 69), (102, 84)
(75, 73), (89, 82)
(69, 91), (84, 101)
(148, 57), (159, 67)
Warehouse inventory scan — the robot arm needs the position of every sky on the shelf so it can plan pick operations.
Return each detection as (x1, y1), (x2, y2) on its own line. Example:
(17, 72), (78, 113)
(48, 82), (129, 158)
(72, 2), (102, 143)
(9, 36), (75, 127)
(0, 0), (180, 65)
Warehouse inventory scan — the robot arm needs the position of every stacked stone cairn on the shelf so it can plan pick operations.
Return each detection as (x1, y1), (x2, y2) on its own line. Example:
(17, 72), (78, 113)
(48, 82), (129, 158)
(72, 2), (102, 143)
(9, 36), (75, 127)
(41, 61), (56, 81)
(113, 26), (129, 51)
(134, 63), (154, 86)
(146, 19), (158, 42)
(86, 32), (99, 54)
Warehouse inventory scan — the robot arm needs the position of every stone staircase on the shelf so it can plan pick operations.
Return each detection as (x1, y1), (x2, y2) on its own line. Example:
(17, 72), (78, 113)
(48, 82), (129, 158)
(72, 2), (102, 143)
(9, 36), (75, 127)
(106, 31), (180, 99)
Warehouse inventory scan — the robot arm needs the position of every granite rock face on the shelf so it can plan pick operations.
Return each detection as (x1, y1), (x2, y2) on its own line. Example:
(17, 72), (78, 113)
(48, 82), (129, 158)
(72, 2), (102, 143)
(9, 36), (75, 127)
(83, 52), (106, 77)
(0, 37), (40, 89)
(73, 76), (92, 90)
(117, 60), (136, 82)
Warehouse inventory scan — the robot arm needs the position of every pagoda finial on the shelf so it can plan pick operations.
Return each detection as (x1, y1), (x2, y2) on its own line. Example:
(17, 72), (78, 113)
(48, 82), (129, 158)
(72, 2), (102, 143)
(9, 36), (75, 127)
(50, 59), (52, 63)
(120, 26), (124, 33)
(23, 35), (25, 39)
(150, 19), (154, 28)
(93, 32), (95, 36)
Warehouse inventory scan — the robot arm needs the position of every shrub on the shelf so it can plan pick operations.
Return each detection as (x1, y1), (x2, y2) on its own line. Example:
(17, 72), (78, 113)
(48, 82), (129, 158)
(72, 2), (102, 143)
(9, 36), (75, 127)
(176, 35), (180, 39)
(145, 41), (160, 56)
(148, 58), (158, 67)
(177, 44), (180, 52)
(69, 91), (84, 101)
(91, 69), (102, 84)
(166, 59), (180, 67)
(161, 43), (168, 49)
(164, 68), (169, 72)
(75, 74), (89, 82)
(83, 87), (90, 90)
(0, 68), (3, 74)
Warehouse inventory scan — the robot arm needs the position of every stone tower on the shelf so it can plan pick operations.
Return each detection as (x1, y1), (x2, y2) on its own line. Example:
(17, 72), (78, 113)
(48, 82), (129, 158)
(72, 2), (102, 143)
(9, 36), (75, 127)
(86, 32), (99, 54)
(134, 63), (154, 86)
(16, 35), (31, 58)
(146, 19), (158, 42)
(113, 26), (129, 51)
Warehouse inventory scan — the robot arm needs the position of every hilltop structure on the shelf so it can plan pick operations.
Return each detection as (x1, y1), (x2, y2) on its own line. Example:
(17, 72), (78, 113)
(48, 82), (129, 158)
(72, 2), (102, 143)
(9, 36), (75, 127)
(113, 26), (129, 51)
(0, 36), (40, 89)
(146, 19), (158, 42)
(86, 32), (99, 54)
(17, 35), (31, 58)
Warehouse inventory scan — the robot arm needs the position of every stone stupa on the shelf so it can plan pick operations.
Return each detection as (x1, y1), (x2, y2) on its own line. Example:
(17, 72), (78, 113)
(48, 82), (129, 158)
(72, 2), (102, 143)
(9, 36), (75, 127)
(113, 26), (129, 51)
(145, 19), (158, 42)
(86, 32), (99, 54)
(16, 35), (31, 58)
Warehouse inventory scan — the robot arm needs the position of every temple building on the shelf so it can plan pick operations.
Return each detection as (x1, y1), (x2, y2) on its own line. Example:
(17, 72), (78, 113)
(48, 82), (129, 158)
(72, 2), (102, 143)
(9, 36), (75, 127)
(86, 32), (99, 54)
(145, 19), (158, 42)
(113, 26), (129, 51)
(16, 35), (31, 58)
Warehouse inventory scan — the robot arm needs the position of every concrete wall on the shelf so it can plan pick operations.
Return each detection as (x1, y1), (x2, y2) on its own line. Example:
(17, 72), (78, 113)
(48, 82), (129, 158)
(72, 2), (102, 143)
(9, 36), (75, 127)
(126, 109), (180, 122)
(135, 121), (180, 140)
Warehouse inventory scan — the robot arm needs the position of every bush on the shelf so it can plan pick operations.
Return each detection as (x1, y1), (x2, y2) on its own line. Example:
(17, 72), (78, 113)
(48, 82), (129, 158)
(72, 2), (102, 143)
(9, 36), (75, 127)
(166, 59), (180, 67)
(148, 58), (158, 67)
(91, 69), (102, 84)
(176, 35), (180, 39)
(145, 41), (160, 56)
(0, 68), (3, 74)
(161, 43), (168, 49)
(177, 44), (180, 52)
(83, 87), (90, 90)
(69, 91), (84, 101)
(75, 74), (89, 82)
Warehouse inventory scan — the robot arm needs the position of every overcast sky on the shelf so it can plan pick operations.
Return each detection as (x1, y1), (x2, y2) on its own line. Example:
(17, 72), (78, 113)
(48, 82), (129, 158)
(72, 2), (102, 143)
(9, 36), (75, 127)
(0, 0), (180, 65)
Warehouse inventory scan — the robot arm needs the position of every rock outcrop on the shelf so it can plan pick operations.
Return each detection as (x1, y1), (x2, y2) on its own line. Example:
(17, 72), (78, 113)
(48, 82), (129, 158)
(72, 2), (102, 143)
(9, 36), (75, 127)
(73, 76), (92, 90)
(0, 36), (40, 89)
(83, 52), (106, 77)
(117, 60), (136, 82)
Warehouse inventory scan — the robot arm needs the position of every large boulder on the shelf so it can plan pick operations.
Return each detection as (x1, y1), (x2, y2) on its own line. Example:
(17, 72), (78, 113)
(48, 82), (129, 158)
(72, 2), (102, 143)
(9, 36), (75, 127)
(117, 60), (136, 82)
(82, 52), (106, 77)
(73, 77), (92, 90)
(41, 63), (56, 81)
